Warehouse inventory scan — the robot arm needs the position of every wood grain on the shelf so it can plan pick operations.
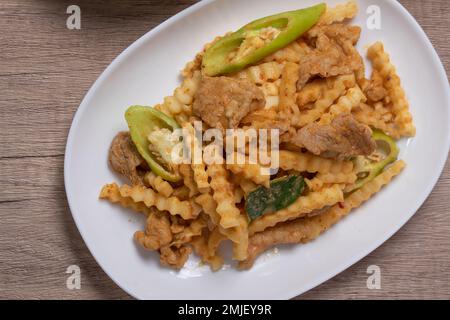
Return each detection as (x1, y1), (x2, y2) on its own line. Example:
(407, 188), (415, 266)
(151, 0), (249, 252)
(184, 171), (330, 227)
(0, 0), (449, 300)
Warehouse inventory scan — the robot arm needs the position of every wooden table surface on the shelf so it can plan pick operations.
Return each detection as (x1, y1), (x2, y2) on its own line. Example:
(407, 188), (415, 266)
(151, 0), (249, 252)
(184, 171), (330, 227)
(0, 0), (449, 300)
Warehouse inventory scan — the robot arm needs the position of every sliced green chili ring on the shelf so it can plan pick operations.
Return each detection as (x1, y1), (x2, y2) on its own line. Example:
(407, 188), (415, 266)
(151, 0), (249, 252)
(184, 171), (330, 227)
(347, 129), (399, 192)
(125, 105), (181, 182)
(202, 3), (326, 76)
(245, 175), (306, 221)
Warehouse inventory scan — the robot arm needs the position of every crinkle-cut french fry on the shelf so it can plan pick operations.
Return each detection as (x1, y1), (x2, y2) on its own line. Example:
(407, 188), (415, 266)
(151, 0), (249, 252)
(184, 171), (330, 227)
(316, 0), (358, 27)
(181, 34), (224, 79)
(179, 164), (199, 198)
(279, 62), (300, 115)
(134, 209), (172, 251)
(241, 108), (287, 134)
(279, 150), (354, 175)
(233, 61), (283, 85)
(195, 193), (221, 226)
(260, 79), (282, 109)
(144, 171), (174, 198)
(305, 177), (324, 192)
(385, 76), (415, 137)
(353, 110), (400, 139)
(231, 214), (249, 261)
(239, 178), (258, 195)
(207, 164), (241, 229)
(265, 95), (280, 109)
(367, 42), (394, 79)
(239, 160), (406, 269)
(261, 80), (280, 96)
(182, 122), (211, 193)
(155, 70), (201, 122)
(306, 172), (358, 191)
(234, 186), (245, 204)
(355, 102), (393, 121)
(182, 52), (203, 79)
(195, 193), (239, 241)
(174, 113), (190, 126)
(170, 216), (208, 247)
(263, 39), (312, 63)
(372, 102), (394, 123)
(219, 214), (247, 244)
(99, 183), (151, 215)
(207, 227), (227, 258)
(226, 154), (270, 188)
(231, 60), (283, 107)
(319, 171), (358, 184)
(290, 74), (356, 127)
(249, 184), (344, 235)
(171, 185), (191, 201)
(296, 78), (328, 107)
(195, 193), (248, 260)
(355, 64), (369, 92)
(190, 233), (224, 271)
(371, 101), (391, 114)
(174, 70), (202, 105)
(367, 42), (415, 137)
(352, 103), (400, 139)
(318, 86), (367, 124)
(103, 183), (200, 220)
(169, 215), (186, 234)
(192, 162), (210, 194)
(204, 203), (248, 260)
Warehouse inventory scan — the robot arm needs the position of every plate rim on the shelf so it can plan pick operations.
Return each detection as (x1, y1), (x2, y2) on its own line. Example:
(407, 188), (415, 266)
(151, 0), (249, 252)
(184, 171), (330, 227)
(64, 0), (450, 299)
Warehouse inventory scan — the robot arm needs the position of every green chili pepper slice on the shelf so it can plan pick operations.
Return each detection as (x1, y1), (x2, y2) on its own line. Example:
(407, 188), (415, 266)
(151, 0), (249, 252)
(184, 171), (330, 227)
(347, 129), (399, 192)
(245, 175), (306, 221)
(202, 3), (326, 76)
(125, 105), (181, 182)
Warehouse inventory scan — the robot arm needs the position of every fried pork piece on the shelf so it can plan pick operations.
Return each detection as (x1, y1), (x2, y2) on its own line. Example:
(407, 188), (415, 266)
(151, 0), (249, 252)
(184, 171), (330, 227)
(159, 245), (192, 269)
(134, 210), (173, 250)
(290, 113), (376, 159)
(135, 210), (193, 269)
(297, 24), (363, 90)
(239, 218), (307, 269)
(109, 131), (146, 186)
(193, 76), (265, 129)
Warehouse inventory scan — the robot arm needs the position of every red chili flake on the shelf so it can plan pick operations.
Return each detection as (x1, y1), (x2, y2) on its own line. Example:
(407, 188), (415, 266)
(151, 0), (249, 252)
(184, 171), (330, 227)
(338, 202), (345, 208)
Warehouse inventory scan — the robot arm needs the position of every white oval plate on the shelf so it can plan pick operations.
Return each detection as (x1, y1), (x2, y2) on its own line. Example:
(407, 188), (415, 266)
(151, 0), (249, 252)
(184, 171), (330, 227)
(65, 0), (450, 299)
